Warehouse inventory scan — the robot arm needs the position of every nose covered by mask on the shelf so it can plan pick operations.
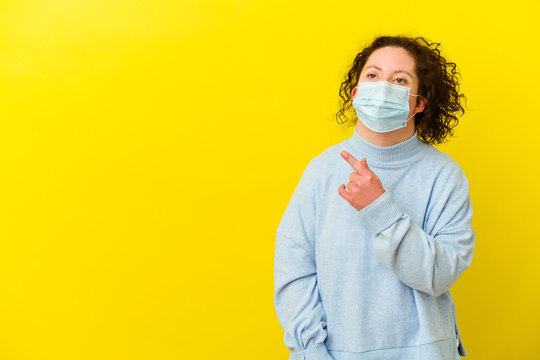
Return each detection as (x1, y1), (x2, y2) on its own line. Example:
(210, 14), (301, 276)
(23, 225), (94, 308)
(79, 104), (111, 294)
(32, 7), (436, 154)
(352, 81), (421, 133)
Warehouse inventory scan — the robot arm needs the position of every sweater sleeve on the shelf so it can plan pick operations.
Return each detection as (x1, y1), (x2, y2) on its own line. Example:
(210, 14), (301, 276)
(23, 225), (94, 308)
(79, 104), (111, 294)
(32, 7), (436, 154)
(274, 161), (334, 360)
(355, 165), (475, 297)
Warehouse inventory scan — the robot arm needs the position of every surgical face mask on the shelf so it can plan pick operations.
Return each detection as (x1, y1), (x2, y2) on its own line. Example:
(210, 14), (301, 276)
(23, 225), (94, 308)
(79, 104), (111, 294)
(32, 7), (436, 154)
(352, 81), (421, 133)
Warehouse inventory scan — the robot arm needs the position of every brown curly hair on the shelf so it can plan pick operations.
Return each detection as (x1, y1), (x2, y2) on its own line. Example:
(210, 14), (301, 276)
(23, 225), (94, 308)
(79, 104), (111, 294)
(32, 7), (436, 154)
(335, 35), (466, 145)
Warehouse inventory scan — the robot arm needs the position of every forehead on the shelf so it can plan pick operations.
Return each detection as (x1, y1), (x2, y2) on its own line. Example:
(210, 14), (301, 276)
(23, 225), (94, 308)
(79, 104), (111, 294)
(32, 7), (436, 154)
(362, 46), (417, 75)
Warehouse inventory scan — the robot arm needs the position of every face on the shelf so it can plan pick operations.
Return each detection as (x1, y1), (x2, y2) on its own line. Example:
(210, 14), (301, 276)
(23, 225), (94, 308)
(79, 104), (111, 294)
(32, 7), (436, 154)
(352, 46), (427, 122)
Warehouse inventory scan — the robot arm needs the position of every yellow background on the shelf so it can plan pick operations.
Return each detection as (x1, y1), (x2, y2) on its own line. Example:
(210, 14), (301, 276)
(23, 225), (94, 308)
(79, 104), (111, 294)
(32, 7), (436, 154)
(0, 0), (538, 359)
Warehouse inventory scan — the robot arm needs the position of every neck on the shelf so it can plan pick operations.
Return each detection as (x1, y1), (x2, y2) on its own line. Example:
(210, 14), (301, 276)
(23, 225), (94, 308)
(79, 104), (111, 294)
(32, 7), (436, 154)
(347, 124), (427, 167)
(355, 119), (416, 147)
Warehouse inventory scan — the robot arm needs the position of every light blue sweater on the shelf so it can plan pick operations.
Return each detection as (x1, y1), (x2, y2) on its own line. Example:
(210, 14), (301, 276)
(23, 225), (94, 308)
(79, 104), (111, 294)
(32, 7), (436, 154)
(273, 127), (475, 360)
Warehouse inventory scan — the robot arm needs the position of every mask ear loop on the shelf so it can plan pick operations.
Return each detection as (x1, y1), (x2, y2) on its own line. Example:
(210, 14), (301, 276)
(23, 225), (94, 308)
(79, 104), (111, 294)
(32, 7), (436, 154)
(402, 93), (422, 126)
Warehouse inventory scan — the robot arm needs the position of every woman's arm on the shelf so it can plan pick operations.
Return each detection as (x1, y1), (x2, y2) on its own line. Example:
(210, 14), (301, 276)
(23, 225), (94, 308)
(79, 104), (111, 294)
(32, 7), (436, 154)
(274, 160), (334, 360)
(355, 166), (475, 297)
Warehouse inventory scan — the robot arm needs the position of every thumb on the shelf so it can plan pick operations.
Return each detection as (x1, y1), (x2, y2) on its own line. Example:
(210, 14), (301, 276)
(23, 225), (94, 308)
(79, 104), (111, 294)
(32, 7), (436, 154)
(359, 158), (371, 174)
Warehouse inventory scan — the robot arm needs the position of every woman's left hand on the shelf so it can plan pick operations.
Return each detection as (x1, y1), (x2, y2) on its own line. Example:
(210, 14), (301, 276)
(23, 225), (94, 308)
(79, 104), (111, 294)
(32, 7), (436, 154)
(338, 150), (385, 211)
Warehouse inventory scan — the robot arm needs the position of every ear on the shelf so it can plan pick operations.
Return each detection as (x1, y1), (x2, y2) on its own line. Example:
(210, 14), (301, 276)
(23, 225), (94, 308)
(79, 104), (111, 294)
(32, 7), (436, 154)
(415, 96), (428, 113)
(351, 86), (358, 101)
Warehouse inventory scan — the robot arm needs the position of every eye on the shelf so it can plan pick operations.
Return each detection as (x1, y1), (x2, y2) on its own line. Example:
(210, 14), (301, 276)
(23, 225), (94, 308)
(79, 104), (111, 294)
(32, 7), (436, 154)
(367, 73), (377, 79)
(394, 77), (407, 84)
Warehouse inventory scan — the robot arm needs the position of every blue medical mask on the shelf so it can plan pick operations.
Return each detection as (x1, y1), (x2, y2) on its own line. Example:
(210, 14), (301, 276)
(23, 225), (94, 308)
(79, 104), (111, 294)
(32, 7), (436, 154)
(352, 81), (421, 133)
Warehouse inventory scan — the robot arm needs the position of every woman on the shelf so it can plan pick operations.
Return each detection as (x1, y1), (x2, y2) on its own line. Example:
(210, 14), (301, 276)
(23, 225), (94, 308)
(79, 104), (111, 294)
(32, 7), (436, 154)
(273, 35), (475, 360)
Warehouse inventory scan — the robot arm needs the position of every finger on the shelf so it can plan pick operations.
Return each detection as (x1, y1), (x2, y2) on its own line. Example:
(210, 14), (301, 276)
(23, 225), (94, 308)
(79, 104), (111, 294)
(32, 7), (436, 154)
(361, 158), (370, 171)
(340, 150), (363, 173)
(338, 184), (352, 203)
(347, 181), (360, 192)
(360, 158), (371, 175)
(357, 157), (372, 176)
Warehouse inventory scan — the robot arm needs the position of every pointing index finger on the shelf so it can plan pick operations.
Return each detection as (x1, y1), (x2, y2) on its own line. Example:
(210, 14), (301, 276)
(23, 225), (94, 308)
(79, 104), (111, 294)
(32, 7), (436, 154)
(340, 150), (364, 173)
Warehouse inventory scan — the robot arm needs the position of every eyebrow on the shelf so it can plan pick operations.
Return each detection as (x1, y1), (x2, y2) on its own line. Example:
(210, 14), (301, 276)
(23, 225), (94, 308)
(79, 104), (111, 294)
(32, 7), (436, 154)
(364, 65), (413, 78)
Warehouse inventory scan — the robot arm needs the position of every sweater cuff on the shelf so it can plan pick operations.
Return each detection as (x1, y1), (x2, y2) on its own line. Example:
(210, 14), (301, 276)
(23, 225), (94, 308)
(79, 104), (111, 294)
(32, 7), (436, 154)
(290, 343), (334, 360)
(355, 190), (404, 234)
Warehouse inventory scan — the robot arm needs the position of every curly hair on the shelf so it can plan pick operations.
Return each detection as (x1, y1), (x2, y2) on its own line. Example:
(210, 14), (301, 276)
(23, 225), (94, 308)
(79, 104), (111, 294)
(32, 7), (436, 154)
(335, 35), (466, 145)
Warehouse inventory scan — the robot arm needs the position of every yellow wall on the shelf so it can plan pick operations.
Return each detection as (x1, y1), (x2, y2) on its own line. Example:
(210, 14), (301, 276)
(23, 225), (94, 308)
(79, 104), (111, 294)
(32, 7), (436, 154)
(0, 0), (538, 359)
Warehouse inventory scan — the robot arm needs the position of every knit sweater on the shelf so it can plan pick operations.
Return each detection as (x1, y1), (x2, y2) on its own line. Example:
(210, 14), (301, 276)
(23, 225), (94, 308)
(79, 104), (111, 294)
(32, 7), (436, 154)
(273, 126), (475, 360)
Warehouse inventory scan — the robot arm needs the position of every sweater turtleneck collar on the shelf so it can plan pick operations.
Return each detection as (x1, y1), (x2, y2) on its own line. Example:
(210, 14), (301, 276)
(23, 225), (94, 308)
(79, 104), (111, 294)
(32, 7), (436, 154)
(345, 126), (429, 167)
